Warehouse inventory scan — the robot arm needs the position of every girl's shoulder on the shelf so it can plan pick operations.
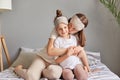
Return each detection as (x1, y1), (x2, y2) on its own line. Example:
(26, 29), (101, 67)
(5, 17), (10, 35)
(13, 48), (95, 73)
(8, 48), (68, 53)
(70, 34), (76, 38)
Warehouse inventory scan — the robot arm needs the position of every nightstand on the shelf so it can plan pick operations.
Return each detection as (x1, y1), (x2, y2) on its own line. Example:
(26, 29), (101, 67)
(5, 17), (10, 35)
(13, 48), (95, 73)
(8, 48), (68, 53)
(0, 35), (11, 71)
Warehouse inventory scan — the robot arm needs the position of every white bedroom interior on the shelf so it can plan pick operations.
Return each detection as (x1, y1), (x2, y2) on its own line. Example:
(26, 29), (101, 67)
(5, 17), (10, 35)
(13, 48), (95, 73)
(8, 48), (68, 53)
(0, 0), (120, 77)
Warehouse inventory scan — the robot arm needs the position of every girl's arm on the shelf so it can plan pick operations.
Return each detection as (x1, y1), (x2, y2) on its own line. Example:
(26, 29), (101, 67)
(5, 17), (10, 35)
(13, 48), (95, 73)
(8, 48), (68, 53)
(80, 50), (91, 72)
(74, 46), (91, 72)
(47, 38), (67, 56)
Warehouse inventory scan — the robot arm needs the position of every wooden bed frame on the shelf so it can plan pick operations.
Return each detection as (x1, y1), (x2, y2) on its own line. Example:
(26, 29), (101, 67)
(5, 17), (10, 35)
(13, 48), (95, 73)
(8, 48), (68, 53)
(0, 35), (11, 71)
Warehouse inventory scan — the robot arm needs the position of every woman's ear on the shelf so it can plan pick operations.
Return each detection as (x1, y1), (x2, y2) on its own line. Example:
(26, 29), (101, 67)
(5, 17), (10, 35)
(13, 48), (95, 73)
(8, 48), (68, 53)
(68, 23), (72, 28)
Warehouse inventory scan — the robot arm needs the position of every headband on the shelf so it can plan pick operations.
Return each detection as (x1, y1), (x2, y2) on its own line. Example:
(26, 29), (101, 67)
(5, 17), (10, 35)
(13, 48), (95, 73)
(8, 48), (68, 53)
(70, 15), (85, 31)
(54, 16), (68, 27)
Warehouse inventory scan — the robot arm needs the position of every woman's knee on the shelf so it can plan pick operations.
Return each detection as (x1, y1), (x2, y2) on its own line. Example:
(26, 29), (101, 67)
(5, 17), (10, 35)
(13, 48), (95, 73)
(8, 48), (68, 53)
(27, 57), (46, 80)
(43, 65), (62, 79)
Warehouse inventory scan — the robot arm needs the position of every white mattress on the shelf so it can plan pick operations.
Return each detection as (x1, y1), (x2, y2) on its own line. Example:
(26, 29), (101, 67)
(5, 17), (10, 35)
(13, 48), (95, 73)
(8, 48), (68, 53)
(0, 63), (120, 80)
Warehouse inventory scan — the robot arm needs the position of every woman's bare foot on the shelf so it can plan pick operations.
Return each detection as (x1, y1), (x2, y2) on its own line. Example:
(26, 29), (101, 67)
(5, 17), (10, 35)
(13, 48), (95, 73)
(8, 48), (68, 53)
(14, 65), (23, 71)
(14, 65), (27, 79)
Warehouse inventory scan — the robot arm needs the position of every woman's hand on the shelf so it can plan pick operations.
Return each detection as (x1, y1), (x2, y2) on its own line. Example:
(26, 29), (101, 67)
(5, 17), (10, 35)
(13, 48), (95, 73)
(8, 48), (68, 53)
(66, 47), (74, 56)
(73, 45), (83, 55)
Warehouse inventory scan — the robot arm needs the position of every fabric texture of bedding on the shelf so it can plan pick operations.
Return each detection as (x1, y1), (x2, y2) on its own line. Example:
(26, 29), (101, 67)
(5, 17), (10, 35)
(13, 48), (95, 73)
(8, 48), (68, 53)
(2, 47), (119, 80)
(0, 63), (120, 80)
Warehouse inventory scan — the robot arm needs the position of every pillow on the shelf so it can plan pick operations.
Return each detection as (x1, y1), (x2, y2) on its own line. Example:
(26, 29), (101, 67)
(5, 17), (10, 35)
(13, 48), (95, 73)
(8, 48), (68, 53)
(11, 47), (41, 68)
(86, 51), (101, 66)
(11, 47), (101, 68)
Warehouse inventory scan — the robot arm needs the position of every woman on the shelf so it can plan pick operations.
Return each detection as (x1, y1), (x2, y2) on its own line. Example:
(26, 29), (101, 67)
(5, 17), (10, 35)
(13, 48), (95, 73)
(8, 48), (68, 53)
(14, 10), (90, 80)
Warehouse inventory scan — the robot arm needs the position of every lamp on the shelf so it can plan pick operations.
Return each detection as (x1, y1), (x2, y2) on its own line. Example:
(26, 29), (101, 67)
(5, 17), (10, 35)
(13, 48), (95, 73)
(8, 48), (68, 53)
(0, 0), (12, 71)
(0, 0), (12, 12)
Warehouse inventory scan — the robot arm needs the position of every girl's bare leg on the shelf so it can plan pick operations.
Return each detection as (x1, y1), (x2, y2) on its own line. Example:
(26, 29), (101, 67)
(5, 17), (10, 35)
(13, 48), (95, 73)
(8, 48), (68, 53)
(74, 64), (88, 80)
(62, 69), (74, 80)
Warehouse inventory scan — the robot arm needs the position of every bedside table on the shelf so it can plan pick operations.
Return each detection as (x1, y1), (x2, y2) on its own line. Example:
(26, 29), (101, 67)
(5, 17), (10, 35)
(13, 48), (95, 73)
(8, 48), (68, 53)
(0, 35), (11, 71)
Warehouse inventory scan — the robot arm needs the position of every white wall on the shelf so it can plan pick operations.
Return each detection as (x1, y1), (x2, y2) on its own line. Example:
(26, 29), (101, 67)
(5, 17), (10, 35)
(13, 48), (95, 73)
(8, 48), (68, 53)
(1, 0), (120, 76)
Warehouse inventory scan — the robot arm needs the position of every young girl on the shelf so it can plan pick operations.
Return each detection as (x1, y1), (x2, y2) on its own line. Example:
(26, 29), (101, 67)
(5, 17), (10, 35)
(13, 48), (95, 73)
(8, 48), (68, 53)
(53, 11), (88, 80)
(47, 10), (90, 72)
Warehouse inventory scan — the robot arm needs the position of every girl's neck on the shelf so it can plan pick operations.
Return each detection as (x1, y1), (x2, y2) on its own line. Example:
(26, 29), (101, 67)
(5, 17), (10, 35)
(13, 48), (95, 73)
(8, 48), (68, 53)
(62, 34), (70, 39)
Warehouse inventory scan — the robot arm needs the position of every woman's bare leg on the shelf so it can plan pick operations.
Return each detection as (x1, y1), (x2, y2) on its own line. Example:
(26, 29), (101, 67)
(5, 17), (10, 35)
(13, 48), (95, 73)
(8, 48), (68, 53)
(27, 57), (46, 80)
(14, 65), (27, 78)
(43, 65), (62, 79)
(14, 57), (46, 80)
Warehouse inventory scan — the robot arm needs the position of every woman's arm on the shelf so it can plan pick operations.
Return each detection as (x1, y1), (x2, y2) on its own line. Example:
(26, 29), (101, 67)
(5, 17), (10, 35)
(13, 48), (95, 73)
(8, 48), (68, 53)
(55, 54), (69, 64)
(47, 38), (67, 56)
(55, 47), (74, 64)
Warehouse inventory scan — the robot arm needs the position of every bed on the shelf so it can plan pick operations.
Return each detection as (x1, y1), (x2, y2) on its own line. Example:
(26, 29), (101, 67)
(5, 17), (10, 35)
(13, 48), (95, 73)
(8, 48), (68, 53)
(0, 47), (120, 80)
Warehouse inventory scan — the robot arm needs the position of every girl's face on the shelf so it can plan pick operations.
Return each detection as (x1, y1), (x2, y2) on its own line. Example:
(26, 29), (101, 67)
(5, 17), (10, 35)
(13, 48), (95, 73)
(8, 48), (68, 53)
(68, 23), (79, 34)
(56, 23), (69, 38)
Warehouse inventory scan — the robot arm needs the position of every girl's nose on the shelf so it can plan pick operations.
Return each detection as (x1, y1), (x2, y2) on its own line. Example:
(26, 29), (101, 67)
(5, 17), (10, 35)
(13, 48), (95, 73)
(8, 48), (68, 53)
(62, 29), (66, 33)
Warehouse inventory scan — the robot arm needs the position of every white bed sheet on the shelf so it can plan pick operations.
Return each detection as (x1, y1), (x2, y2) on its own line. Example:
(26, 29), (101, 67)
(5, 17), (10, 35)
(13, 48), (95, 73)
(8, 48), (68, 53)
(0, 62), (120, 80)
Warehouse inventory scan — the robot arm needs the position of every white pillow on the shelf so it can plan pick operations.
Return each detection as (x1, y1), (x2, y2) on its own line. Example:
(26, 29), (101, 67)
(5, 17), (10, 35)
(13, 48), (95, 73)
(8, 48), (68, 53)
(86, 51), (101, 66)
(11, 47), (40, 68)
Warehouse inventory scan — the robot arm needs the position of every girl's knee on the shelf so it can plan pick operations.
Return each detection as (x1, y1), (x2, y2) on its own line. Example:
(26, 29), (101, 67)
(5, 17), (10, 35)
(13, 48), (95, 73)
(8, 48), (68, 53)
(62, 69), (74, 80)
(74, 65), (88, 80)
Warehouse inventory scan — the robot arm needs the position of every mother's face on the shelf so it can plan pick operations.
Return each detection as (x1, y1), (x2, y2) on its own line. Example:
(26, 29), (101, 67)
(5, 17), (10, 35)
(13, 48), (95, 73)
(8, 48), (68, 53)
(68, 23), (79, 34)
